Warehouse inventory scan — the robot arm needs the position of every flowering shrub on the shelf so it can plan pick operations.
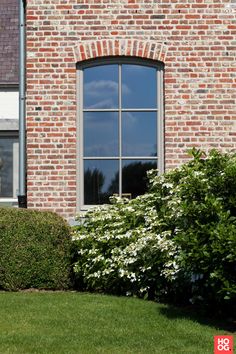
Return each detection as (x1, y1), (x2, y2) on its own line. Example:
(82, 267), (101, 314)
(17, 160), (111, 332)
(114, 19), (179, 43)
(73, 195), (180, 299)
(73, 149), (236, 309)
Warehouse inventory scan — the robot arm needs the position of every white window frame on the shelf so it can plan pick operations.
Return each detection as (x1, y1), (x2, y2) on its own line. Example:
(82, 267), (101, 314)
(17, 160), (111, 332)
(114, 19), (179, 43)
(77, 57), (164, 211)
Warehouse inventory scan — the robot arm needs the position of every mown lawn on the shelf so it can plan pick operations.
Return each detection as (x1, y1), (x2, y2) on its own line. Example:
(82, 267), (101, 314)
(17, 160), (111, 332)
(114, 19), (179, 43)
(0, 292), (234, 354)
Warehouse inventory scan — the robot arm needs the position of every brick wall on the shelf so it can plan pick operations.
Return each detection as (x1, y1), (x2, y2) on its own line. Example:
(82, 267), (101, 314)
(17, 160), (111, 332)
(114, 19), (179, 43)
(26, 0), (236, 219)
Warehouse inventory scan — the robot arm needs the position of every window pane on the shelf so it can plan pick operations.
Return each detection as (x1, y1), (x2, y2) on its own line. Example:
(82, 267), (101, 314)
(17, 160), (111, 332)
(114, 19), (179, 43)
(0, 137), (18, 198)
(84, 160), (119, 204)
(122, 65), (157, 108)
(84, 112), (118, 157)
(122, 159), (157, 198)
(84, 65), (119, 109)
(122, 112), (157, 157)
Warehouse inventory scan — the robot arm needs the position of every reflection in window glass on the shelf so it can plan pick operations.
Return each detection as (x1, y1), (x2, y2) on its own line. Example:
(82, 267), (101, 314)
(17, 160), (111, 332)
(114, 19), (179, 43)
(84, 112), (119, 157)
(84, 65), (119, 109)
(122, 65), (157, 109)
(0, 137), (18, 198)
(122, 112), (157, 157)
(84, 160), (119, 204)
(122, 160), (156, 198)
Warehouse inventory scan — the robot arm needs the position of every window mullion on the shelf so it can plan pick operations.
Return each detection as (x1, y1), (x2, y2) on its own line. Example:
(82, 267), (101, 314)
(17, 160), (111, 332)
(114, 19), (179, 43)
(157, 67), (163, 173)
(79, 68), (84, 208)
(119, 64), (122, 197)
(83, 108), (158, 112)
(83, 109), (120, 112)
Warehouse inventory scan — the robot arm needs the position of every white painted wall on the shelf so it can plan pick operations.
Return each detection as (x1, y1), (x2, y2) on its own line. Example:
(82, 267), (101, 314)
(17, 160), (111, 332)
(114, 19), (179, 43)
(0, 90), (18, 119)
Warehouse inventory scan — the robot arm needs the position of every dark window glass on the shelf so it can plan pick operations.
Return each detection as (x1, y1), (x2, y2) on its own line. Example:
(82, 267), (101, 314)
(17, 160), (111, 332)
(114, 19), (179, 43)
(82, 61), (160, 207)
(122, 159), (156, 198)
(0, 137), (17, 198)
(84, 160), (119, 204)
(122, 112), (157, 157)
(122, 65), (157, 108)
(84, 112), (119, 157)
(84, 65), (119, 109)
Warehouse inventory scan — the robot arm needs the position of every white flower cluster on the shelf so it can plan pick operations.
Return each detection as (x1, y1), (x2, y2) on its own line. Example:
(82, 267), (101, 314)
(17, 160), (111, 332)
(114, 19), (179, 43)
(73, 187), (182, 297)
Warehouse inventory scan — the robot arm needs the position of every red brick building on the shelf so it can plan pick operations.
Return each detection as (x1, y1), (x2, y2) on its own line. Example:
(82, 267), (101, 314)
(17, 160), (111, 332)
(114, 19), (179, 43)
(25, 0), (236, 220)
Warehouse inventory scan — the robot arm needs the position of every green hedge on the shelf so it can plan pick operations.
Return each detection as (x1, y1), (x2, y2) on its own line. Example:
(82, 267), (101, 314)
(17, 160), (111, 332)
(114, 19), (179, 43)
(0, 208), (72, 291)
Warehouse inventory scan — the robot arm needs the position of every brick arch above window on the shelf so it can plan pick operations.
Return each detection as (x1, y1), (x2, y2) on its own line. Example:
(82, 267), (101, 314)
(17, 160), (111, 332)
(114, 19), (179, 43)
(73, 39), (168, 63)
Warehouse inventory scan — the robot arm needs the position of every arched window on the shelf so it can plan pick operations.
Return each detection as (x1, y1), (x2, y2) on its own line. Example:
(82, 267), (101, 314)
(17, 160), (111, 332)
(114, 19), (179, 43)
(77, 58), (163, 209)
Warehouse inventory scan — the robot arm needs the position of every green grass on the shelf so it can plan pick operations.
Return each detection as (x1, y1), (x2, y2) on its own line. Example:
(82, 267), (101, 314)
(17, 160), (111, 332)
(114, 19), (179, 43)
(0, 292), (234, 354)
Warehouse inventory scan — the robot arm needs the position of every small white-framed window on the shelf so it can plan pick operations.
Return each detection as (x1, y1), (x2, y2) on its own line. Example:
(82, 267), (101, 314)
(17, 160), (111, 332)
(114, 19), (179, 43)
(0, 132), (19, 205)
(77, 57), (164, 210)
